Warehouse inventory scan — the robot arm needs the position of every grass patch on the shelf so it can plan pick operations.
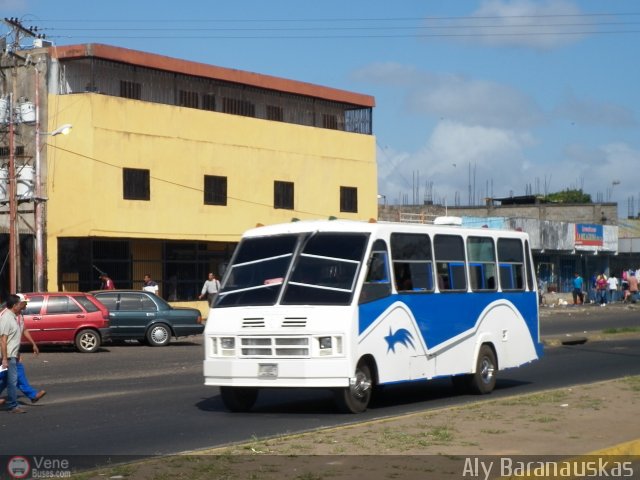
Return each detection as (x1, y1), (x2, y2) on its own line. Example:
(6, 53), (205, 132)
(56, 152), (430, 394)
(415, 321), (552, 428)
(620, 375), (640, 392)
(602, 327), (640, 334)
(533, 416), (558, 423)
(498, 390), (568, 407)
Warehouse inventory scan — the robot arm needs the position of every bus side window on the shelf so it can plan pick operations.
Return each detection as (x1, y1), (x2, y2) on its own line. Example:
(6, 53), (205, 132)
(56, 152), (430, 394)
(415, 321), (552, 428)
(434, 234), (467, 292)
(359, 243), (392, 304)
(467, 236), (497, 292)
(525, 240), (535, 291)
(390, 232), (434, 292)
(497, 238), (525, 291)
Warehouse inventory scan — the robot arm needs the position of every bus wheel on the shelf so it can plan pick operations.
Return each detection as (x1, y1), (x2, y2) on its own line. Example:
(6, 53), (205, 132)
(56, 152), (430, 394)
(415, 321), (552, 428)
(220, 387), (259, 412)
(469, 345), (497, 394)
(335, 362), (373, 413)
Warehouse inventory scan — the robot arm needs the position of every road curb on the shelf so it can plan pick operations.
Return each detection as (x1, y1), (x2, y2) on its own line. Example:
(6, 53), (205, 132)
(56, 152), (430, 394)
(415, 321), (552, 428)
(587, 439), (640, 456)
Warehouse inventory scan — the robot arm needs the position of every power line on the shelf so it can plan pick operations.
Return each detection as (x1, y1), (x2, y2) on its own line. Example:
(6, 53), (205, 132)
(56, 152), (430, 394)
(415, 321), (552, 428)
(27, 12), (640, 22)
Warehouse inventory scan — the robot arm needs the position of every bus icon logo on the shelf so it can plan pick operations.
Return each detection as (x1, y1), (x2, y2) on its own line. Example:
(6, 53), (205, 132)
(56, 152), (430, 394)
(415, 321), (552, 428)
(384, 327), (415, 353)
(7, 456), (30, 479)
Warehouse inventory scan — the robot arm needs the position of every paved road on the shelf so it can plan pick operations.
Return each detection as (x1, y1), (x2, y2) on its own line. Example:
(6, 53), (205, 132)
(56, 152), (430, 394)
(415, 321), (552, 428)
(1, 307), (639, 457)
(541, 305), (639, 338)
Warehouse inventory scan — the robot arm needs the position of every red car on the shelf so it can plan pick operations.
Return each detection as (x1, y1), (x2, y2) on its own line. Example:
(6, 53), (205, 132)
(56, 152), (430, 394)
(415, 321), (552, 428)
(20, 292), (111, 353)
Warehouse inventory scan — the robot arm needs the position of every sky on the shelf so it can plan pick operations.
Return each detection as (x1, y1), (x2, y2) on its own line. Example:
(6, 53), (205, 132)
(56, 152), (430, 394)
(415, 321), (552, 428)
(3, 0), (640, 217)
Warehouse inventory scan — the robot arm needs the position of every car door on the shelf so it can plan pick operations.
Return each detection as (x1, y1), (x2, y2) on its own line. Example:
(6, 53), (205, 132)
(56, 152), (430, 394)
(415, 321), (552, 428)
(40, 295), (86, 343)
(115, 293), (158, 339)
(22, 295), (46, 343)
(94, 293), (120, 337)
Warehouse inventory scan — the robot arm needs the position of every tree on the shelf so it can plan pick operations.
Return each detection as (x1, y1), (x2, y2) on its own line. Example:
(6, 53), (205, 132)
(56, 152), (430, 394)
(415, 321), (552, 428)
(544, 189), (591, 204)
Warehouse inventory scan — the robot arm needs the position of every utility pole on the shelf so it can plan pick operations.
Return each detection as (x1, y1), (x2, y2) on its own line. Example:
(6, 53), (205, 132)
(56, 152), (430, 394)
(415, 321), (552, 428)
(2, 17), (44, 292)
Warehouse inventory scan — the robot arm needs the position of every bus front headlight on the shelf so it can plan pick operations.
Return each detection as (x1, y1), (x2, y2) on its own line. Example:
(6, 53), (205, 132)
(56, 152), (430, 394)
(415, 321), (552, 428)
(220, 337), (235, 354)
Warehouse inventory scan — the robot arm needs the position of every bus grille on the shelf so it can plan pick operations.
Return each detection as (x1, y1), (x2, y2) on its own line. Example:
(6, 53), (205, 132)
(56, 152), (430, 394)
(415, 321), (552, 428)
(242, 318), (265, 328)
(239, 336), (309, 357)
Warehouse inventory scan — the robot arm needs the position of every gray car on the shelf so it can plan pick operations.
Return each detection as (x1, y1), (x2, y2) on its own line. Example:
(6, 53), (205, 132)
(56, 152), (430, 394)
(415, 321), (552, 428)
(91, 290), (203, 346)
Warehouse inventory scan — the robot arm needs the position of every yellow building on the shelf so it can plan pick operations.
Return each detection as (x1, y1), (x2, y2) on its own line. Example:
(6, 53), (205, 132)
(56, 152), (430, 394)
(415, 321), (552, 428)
(1, 44), (376, 299)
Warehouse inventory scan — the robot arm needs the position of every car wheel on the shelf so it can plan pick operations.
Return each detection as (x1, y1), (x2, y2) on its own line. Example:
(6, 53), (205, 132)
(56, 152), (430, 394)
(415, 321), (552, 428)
(146, 323), (171, 347)
(75, 329), (101, 353)
(334, 361), (373, 413)
(220, 386), (259, 412)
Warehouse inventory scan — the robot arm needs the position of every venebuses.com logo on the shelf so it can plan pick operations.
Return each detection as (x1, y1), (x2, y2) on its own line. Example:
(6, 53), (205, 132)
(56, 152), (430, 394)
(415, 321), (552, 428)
(5, 455), (72, 479)
(6, 456), (30, 479)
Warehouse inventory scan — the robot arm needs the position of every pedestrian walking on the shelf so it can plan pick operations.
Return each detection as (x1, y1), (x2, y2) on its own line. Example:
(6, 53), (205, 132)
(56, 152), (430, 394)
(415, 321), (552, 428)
(596, 273), (608, 306)
(625, 271), (638, 303)
(571, 272), (584, 305)
(0, 294), (46, 413)
(0, 294), (46, 408)
(199, 272), (221, 307)
(607, 274), (619, 303)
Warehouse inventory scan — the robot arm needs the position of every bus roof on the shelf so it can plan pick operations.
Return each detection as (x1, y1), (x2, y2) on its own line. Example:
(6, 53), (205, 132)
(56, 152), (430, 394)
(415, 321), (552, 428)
(242, 219), (530, 240)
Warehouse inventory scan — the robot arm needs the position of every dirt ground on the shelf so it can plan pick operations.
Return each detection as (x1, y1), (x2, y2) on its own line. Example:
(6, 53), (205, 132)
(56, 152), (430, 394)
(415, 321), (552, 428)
(77, 374), (640, 480)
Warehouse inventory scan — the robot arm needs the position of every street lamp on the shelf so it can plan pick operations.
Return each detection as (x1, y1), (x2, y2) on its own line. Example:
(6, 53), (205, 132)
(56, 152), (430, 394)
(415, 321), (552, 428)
(377, 194), (387, 207)
(48, 123), (72, 137)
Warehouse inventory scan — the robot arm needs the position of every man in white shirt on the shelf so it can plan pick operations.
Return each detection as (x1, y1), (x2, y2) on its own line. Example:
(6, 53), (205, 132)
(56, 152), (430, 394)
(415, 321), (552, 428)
(199, 272), (221, 307)
(607, 274), (619, 303)
(142, 274), (159, 295)
(0, 294), (34, 413)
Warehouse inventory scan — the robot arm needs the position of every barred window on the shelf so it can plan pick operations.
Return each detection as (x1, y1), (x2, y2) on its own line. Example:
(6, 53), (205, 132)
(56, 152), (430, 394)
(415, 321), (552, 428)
(266, 105), (284, 121)
(204, 175), (227, 206)
(274, 181), (294, 210)
(120, 80), (141, 100)
(322, 114), (338, 130)
(223, 98), (255, 117)
(179, 90), (199, 108)
(123, 168), (150, 201)
(202, 94), (216, 111)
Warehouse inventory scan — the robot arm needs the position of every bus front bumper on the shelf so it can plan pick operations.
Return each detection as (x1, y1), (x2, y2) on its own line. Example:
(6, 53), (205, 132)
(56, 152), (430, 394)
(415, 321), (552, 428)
(203, 357), (351, 388)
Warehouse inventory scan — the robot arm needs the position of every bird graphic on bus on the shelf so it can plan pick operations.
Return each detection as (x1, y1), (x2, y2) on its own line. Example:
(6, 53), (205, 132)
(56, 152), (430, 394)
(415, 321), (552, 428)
(384, 327), (416, 353)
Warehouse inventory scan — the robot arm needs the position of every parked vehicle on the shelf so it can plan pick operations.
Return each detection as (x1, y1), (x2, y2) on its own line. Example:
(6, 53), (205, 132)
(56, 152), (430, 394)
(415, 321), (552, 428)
(19, 292), (111, 353)
(91, 290), (203, 346)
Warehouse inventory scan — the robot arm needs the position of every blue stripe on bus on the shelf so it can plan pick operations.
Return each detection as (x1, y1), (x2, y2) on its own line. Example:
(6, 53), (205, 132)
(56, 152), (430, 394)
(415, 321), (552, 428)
(358, 292), (539, 352)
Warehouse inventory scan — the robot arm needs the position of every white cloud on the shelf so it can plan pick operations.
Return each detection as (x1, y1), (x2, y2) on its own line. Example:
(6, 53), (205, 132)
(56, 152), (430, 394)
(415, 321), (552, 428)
(0, 0), (29, 10)
(378, 121), (536, 205)
(554, 93), (637, 127)
(408, 73), (543, 129)
(429, 0), (587, 50)
(354, 63), (543, 129)
(563, 143), (640, 205)
(379, 126), (640, 211)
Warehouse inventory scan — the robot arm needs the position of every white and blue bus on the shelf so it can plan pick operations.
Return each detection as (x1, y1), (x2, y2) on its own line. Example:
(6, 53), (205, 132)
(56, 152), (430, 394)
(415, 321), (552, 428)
(203, 219), (542, 413)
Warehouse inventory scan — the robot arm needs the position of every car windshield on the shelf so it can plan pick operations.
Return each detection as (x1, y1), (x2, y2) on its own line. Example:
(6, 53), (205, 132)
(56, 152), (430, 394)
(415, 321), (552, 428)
(215, 232), (369, 307)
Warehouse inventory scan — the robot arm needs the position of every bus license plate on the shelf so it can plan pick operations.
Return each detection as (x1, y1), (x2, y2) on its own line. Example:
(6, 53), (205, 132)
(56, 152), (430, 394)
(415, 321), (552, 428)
(258, 363), (278, 378)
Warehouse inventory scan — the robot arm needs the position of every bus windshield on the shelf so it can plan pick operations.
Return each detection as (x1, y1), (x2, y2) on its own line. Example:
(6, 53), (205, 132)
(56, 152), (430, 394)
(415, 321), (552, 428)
(215, 232), (369, 307)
